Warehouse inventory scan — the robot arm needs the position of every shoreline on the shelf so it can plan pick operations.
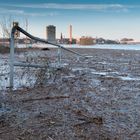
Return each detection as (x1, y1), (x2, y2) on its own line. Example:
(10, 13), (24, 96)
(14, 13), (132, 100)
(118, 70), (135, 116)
(1, 44), (140, 55)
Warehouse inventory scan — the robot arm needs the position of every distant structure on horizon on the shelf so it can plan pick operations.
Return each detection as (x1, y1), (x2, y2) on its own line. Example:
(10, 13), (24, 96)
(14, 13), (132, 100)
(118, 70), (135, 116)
(120, 38), (134, 44)
(96, 38), (119, 44)
(46, 25), (56, 43)
(79, 36), (96, 45)
(69, 25), (72, 44)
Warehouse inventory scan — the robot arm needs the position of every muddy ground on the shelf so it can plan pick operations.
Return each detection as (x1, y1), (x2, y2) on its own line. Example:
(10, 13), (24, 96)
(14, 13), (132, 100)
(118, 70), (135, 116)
(0, 48), (140, 140)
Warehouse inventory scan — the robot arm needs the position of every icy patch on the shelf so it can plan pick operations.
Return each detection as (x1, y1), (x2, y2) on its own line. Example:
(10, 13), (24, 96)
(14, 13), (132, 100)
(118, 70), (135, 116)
(71, 67), (140, 82)
(85, 55), (93, 59)
(90, 69), (140, 81)
(91, 71), (107, 76)
(49, 62), (68, 68)
(62, 75), (75, 79)
(98, 61), (107, 65)
(120, 76), (140, 81)
(90, 79), (101, 88)
(72, 67), (87, 72)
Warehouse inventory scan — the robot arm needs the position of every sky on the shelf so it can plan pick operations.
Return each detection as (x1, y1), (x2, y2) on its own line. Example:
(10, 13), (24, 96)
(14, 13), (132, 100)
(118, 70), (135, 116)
(0, 0), (140, 41)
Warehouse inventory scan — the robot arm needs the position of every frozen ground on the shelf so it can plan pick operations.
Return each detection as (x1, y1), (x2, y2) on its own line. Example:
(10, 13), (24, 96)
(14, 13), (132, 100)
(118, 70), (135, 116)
(0, 48), (140, 140)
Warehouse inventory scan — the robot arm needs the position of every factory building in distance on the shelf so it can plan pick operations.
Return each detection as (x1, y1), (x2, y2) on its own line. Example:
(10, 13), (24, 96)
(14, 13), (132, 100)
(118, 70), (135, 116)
(46, 25), (56, 43)
(79, 36), (96, 45)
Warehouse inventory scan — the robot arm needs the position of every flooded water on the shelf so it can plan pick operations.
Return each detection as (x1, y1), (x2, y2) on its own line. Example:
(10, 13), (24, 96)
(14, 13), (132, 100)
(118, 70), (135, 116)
(17, 43), (140, 50)
(55, 44), (140, 50)
(64, 44), (140, 50)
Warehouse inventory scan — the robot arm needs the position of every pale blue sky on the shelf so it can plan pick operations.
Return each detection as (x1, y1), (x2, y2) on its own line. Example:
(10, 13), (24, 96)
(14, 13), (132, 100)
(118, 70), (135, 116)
(0, 0), (140, 41)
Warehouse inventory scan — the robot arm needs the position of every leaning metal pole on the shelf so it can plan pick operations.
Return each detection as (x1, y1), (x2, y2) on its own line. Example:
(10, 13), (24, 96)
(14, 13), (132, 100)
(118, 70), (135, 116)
(57, 47), (62, 65)
(9, 27), (16, 88)
(9, 25), (90, 88)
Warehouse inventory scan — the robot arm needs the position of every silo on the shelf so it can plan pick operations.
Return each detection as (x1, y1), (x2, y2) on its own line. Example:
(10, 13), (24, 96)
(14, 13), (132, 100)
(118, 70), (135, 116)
(46, 25), (56, 43)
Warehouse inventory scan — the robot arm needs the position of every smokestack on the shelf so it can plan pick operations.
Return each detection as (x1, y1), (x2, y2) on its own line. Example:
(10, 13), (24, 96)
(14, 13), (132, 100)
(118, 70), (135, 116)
(60, 33), (63, 44)
(69, 25), (72, 44)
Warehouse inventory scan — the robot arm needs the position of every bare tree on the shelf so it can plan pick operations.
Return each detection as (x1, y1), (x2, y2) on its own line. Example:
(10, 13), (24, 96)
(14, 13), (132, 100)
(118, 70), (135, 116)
(0, 16), (13, 46)
(0, 16), (12, 39)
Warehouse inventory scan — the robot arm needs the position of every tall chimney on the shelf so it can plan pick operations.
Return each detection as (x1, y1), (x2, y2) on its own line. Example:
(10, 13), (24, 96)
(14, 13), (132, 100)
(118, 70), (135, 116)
(69, 25), (72, 44)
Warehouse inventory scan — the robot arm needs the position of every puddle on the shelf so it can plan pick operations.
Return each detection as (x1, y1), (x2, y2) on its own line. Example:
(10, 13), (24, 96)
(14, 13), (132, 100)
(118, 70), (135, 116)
(72, 67), (140, 81)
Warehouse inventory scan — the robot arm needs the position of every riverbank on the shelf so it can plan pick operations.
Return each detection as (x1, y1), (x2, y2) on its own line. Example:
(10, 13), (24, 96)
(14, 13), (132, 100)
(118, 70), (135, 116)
(0, 48), (140, 139)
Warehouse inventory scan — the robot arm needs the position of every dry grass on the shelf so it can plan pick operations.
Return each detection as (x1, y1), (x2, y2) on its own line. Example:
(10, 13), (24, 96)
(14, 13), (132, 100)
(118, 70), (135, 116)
(0, 45), (10, 54)
(0, 45), (49, 54)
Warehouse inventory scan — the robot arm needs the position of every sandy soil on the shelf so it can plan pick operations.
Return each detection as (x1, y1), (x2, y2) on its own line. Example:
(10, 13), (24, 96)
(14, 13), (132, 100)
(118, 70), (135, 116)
(0, 48), (140, 140)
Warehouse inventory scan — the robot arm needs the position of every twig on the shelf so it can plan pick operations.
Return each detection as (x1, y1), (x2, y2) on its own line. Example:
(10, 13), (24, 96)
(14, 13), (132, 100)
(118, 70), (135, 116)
(0, 127), (13, 135)
(48, 136), (54, 140)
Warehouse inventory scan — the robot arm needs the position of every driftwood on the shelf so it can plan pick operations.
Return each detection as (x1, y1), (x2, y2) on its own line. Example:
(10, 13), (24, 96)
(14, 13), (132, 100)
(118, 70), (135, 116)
(74, 117), (103, 126)
(21, 96), (70, 103)
(71, 109), (103, 126)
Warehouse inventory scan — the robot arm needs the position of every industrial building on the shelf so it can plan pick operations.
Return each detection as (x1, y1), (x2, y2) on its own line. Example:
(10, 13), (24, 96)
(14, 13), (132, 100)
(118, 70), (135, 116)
(46, 25), (56, 43)
(79, 36), (96, 45)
